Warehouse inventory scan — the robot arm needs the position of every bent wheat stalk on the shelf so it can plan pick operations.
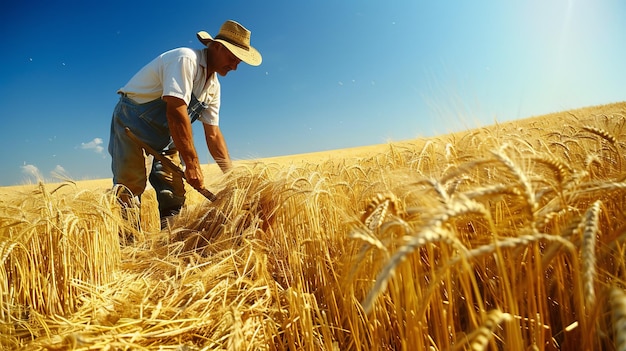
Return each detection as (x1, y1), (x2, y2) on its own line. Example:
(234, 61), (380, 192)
(361, 225), (469, 314)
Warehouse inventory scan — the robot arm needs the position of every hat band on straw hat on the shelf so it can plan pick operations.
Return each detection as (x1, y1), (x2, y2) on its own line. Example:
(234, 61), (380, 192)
(215, 34), (250, 51)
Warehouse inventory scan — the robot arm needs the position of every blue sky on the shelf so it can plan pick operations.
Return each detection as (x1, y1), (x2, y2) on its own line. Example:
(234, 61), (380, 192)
(0, 1), (624, 186)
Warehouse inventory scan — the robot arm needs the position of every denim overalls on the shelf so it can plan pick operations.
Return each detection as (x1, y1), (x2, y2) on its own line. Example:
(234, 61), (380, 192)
(108, 93), (208, 219)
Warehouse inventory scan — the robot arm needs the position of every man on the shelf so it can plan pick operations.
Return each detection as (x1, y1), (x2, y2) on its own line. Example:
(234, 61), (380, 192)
(108, 20), (262, 229)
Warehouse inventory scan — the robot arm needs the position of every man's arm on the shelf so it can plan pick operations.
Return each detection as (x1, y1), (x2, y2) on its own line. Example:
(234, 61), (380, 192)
(203, 124), (232, 173)
(162, 95), (205, 190)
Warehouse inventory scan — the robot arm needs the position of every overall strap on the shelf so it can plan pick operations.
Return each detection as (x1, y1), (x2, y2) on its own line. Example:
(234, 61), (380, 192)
(188, 94), (209, 124)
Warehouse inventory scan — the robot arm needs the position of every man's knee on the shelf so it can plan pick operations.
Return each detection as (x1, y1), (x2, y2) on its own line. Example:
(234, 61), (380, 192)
(149, 150), (186, 205)
(147, 149), (188, 229)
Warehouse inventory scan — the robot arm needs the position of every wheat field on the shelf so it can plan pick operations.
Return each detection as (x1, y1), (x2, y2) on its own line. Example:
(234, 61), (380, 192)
(1, 102), (626, 350)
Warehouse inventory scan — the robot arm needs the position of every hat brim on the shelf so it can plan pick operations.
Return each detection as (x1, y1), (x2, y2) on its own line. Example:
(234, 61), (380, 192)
(196, 31), (262, 66)
(215, 39), (262, 66)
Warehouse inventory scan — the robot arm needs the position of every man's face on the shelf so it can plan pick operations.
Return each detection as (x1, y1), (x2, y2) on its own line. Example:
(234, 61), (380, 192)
(215, 43), (241, 76)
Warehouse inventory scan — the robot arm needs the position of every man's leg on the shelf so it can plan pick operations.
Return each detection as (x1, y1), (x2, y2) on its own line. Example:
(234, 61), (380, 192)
(108, 98), (151, 237)
(148, 148), (186, 229)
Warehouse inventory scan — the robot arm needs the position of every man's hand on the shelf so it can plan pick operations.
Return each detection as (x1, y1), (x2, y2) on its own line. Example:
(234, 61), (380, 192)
(163, 95), (205, 190)
(183, 164), (204, 190)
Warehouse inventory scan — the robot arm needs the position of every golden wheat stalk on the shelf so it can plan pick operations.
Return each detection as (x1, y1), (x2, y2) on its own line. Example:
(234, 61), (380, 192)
(580, 200), (601, 311)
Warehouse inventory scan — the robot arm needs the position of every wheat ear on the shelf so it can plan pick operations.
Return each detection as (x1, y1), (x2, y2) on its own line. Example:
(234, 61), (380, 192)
(361, 225), (465, 314)
(532, 156), (572, 185)
(492, 148), (537, 219)
(582, 125), (618, 147)
(361, 193), (397, 231)
(580, 200), (601, 310)
(456, 309), (512, 351)
(463, 184), (522, 200)
(349, 229), (388, 253)
(362, 196), (484, 313)
(446, 232), (576, 268)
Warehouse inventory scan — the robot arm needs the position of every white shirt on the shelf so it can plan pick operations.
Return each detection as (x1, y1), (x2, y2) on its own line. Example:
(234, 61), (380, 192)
(118, 48), (220, 125)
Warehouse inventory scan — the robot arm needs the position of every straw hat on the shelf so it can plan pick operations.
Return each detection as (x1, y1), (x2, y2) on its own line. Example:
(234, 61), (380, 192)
(197, 20), (262, 66)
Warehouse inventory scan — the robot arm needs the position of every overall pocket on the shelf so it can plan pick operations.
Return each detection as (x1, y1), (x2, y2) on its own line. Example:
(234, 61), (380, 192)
(136, 98), (168, 132)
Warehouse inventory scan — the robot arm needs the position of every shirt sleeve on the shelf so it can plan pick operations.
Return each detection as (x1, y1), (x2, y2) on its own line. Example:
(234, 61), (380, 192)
(161, 52), (196, 105)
